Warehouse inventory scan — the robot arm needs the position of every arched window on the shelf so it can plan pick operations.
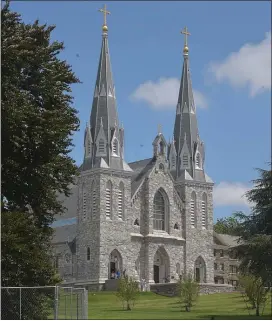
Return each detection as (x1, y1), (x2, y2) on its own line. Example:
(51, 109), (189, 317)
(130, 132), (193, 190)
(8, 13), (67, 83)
(174, 223), (179, 230)
(65, 253), (71, 263)
(182, 154), (189, 168)
(153, 189), (167, 231)
(112, 138), (118, 155)
(190, 191), (196, 227)
(105, 180), (112, 218)
(118, 182), (124, 219)
(159, 163), (164, 171)
(87, 247), (90, 261)
(196, 152), (201, 169)
(171, 155), (176, 169)
(98, 139), (105, 153)
(201, 193), (207, 228)
(92, 181), (97, 219)
(159, 141), (164, 155)
(134, 219), (140, 226)
(176, 263), (181, 275)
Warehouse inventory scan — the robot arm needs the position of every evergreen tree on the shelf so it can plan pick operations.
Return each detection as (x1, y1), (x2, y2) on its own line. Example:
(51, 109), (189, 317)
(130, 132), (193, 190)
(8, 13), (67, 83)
(235, 166), (272, 286)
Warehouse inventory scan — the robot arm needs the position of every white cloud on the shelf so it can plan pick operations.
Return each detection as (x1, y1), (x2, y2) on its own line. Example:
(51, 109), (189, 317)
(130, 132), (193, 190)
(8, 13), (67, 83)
(131, 77), (208, 110)
(209, 32), (271, 97)
(213, 182), (251, 207)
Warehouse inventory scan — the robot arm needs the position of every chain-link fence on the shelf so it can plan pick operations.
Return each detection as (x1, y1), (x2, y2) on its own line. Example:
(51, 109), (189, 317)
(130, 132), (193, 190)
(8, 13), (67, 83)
(1, 286), (88, 320)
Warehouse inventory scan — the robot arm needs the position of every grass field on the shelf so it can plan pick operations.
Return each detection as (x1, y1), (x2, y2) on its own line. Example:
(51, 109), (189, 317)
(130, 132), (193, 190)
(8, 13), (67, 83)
(87, 291), (271, 320)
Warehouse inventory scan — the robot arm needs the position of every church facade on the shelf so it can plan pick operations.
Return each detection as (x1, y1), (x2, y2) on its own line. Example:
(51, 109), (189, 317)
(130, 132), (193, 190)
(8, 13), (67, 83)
(52, 16), (223, 290)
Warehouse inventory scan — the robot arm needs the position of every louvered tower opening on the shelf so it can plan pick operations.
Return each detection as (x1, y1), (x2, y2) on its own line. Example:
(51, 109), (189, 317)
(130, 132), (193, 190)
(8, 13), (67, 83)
(105, 181), (112, 218)
(92, 185), (97, 218)
(83, 191), (87, 220)
(190, 192), (196, 227)
(183, 154), (189, 167)
(201, 193), (207, 227)
(117, 182), (124, 219)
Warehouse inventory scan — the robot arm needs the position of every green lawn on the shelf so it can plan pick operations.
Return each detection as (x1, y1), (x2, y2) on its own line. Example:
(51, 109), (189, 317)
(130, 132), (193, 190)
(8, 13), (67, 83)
(88, 291), (271, 320)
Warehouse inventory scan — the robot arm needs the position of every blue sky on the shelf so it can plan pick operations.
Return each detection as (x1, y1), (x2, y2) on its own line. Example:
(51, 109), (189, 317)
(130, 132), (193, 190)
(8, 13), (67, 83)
(10, 1), (271, 222)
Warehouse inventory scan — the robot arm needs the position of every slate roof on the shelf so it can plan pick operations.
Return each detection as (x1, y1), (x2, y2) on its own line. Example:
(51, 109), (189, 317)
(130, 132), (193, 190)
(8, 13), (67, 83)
(128, 157), (156, 196)
(55, 184), (78, 220)
(214, 232), (240, 247)
(52, 224), (77, 244)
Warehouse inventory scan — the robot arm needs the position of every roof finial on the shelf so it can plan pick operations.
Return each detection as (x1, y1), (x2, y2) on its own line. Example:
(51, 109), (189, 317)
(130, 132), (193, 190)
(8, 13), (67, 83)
(181, 26), (191, 56)
(158, 124), (162, 135)
(98, 4), (111, 33)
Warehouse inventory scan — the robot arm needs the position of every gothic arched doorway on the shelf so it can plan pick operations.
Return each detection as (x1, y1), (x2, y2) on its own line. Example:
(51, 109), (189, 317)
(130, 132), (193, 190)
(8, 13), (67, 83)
(194, 256), (206, 283)
(108, 249), (123, 279)
(153, 247), (170, 283)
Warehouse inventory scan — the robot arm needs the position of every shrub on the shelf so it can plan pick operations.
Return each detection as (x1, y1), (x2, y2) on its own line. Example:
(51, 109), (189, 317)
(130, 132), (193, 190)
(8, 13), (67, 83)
(176, 273), (199, 312)
(239, 274), (269, 316)
(116, 276), (139, 311)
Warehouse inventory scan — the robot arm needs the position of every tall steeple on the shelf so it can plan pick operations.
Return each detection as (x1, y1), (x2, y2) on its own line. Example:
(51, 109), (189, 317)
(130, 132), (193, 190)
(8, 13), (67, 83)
(171, 27), (207, 182)
(83, 5), (132, 172)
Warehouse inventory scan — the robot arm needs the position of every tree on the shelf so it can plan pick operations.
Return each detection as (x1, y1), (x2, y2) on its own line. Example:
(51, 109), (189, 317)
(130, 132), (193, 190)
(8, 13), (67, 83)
(238, 274), (269, 316)
(1, 211), (61, 319)
(214, 214), (243, 235)
(235, 166), (272, 286)
(176, 273), (199, 312)
(116, 276), (139, 311)
(1, 2), (80, 227)
(1, 2), (79, 319)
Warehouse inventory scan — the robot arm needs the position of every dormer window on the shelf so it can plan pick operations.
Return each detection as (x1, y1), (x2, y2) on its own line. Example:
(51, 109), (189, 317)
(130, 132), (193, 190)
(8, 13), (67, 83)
(159, 163), (164, 171)
(183, 154), (189, 167)
(196, 152), (201, 169)
(171, 155), (176, 168)
(112, 138), (118, 155)
(98, 139), (105, 153)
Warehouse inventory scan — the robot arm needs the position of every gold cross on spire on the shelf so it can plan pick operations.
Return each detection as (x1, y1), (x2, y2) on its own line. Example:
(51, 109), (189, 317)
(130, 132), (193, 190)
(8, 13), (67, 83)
(181, 26), (190, 46)
(98, 4), (111, 32)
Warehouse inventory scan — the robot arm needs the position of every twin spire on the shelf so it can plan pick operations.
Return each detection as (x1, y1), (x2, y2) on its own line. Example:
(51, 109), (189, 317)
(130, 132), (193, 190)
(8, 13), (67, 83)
(84, 5), (210, 182)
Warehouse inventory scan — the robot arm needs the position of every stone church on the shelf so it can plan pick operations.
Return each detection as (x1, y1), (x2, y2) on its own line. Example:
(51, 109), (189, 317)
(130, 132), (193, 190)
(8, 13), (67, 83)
(52, 11), (238, 290)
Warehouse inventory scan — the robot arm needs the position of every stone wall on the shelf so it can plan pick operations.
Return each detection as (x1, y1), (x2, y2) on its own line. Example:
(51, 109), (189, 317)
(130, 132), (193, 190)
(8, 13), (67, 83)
(150, 282), (235, 297)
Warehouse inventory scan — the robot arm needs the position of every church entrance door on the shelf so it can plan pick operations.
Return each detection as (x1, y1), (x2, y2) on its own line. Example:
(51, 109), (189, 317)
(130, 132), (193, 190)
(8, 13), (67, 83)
(108, 249), (123, 279)
(110, 262), (116, 278)
(153, 247), (170, 283)
(194, 256), (206, 283)
(154, 265), (159, 283)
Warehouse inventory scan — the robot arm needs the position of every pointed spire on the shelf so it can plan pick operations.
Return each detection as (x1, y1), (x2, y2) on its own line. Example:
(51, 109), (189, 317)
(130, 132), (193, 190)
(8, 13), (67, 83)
(83, 6), (132, 173)
(172, 26), (205, 180)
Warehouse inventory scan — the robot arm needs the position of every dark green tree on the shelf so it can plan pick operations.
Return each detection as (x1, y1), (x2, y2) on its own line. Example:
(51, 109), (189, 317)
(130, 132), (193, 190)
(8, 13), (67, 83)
(235, 166), (272, 286)
(1, 211), (60, 319)
(1, 2), (80, 227)
(1, 2), (80, 319)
